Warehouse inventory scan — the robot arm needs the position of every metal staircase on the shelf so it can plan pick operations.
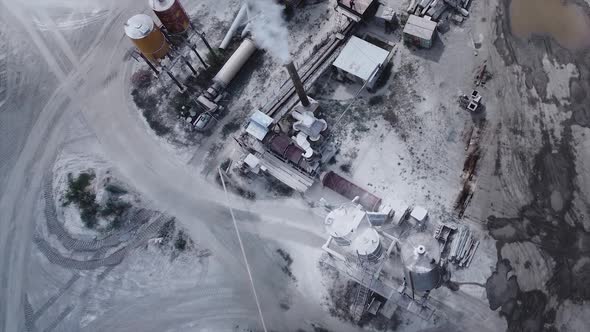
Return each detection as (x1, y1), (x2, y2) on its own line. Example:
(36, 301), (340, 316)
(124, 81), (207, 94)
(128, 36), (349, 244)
(351, 265), (375, 322)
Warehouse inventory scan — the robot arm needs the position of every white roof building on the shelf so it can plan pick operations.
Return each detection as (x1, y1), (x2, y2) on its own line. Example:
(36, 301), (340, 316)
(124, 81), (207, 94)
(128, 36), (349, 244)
(333, 36), (390, 84)
(246, 110), (273, 141)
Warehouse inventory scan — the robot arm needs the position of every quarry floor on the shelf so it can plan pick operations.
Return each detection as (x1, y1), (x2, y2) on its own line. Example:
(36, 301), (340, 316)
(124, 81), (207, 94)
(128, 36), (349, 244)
(1, 0), (590, 331)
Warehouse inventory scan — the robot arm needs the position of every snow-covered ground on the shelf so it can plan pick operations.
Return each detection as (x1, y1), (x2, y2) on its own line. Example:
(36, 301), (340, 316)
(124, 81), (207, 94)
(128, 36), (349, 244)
(2, 0), (590, 331)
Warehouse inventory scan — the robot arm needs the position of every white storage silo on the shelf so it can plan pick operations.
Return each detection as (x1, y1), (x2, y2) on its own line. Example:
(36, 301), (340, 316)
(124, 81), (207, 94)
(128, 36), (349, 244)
(324, 203), (368, 246)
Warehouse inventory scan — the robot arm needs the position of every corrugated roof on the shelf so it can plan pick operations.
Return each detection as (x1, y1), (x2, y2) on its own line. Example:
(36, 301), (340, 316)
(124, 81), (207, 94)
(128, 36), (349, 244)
(403, 15), (436, 40)
(333, 36), (390, 81)
(250, 110), (273, 128)
(246, 110), (274, 141)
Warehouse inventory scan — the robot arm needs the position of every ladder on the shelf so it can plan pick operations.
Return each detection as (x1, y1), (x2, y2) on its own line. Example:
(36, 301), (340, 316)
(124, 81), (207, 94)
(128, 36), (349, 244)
(351, 268), (374, 322)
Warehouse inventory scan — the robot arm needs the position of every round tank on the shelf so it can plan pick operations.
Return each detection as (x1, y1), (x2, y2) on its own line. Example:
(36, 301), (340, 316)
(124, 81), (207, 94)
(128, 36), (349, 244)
(352, 227), (382, 262)
(125, 14), (170, 61)
(150, 0), (191, 35)
(324, 203), (367, 246)
(213, 38), (257, 88)
(401, 233), (442, 292)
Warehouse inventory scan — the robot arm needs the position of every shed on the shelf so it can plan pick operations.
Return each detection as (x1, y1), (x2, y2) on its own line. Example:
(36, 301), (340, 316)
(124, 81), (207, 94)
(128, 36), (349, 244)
(403, 15), (437, 48)
(374, 3), (396, 27)
(332, 36), (391, 90)
(246, 110), (273, 141)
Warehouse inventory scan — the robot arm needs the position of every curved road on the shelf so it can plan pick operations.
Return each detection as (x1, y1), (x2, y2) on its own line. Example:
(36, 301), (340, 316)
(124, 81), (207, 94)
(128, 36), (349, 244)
(0, 1), (343, 331)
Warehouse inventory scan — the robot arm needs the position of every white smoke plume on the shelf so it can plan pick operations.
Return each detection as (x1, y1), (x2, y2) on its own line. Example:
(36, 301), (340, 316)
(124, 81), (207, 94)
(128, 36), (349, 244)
(246, 0), (291, 64)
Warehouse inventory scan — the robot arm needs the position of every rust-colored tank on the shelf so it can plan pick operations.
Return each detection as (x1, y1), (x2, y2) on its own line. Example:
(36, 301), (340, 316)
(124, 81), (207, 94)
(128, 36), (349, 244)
(125, 14), (170, 62)
(149, 0), (191, 35)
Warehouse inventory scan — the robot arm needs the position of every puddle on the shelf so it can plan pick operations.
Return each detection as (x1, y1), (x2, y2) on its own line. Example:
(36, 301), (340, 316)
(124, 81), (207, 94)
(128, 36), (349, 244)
(510, 0), (590, 50)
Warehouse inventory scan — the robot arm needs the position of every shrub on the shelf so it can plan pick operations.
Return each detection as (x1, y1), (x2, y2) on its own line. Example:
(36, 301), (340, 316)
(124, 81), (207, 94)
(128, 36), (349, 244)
(64, 172), (100, 229)
(174, 230), (187, 251)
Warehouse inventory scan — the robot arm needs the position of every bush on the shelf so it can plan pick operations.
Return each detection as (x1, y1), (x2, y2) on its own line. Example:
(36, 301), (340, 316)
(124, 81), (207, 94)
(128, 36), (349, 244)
(383, 110), (398, 127)
(221, 121), (241, 138)
(131, 89), (171, 136)
(368, 95), (384, 106)
(64, 172), (100, 229)
(339, 163), (351, 173)
(174, 230), (187, 251)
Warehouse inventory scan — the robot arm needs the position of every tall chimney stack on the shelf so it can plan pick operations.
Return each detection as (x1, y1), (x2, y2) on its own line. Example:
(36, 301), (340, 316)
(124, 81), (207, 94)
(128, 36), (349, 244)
(285, 62), (310, 107)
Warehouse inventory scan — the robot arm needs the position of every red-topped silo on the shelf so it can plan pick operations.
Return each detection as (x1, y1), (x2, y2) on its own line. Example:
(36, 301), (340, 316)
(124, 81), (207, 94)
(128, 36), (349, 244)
(149, 0), (191, 35)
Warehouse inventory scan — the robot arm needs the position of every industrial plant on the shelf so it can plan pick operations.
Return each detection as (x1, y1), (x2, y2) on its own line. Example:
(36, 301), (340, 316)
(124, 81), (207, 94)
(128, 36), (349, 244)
(3, 0), (590, 331)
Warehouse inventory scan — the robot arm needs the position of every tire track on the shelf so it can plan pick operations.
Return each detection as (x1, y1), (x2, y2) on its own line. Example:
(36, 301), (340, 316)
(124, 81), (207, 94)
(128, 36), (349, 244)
(34, 214), (171, 270)
(23, 293), (35, 332)
(42, 305), (73, 332)
(30, 274), (80, 323)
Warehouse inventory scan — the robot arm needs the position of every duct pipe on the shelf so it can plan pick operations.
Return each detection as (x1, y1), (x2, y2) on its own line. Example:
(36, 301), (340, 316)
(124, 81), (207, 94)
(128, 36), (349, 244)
(220, 4), (248, 49)
(285, 62), (310, 107)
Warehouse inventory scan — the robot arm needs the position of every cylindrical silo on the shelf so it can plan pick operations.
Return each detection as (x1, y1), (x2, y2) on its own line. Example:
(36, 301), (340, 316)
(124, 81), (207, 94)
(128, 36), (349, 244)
(213, 38), (257, 89)
(401, 233), (442, 294)
(149, 0), (191, 35)
(324, 203), (367, 246)
(125, 14), (170, 62)
(352, 227), (383, 262)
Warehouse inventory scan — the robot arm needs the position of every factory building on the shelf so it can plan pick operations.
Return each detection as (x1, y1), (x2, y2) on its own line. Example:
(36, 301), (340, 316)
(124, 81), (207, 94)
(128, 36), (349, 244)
(403, 15), (437, 48)
(125, 14), (170, 61)
(149, 0), (191, 35)
(332, 36), (393, 90)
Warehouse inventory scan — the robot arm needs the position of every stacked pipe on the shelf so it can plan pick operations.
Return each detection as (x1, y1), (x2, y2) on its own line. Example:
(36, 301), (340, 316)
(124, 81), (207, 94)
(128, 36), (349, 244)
(449, 225), (479, 267)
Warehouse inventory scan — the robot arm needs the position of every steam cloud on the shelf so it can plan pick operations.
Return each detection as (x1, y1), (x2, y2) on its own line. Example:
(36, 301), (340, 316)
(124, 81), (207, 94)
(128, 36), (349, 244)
(247, 0), (291, 64)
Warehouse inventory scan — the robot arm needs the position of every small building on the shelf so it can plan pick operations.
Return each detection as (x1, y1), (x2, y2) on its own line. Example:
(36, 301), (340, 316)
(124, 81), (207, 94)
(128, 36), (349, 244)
(403, 15), (437, 48)
(246, 110), (273, 141)
(332, 36), (393, 90)
(374, 3), (396, 28)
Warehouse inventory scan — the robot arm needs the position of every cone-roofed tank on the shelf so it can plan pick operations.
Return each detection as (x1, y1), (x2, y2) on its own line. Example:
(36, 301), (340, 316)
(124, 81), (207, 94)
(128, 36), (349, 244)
(125, 14), (170, 61)
(150, 0), (191, 35)
(400, 232), (442, 293)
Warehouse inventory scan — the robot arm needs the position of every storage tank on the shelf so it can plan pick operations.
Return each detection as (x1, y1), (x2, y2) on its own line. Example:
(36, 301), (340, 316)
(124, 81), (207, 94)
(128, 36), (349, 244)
(352, 227), (382, 262)
(125, 14), (170, 61)
(324, 203), (368, 246)
(321, 171), (382, 211)
(213, 38), (257, 88)
(149, 0), (191, 35)
(401, 233), (442, 293)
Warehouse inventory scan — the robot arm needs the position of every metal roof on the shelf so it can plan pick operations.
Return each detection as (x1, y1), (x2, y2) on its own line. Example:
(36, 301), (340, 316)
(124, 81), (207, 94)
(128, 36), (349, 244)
(403, 15), (437, 41)
(246, 110), (273, 141)
(333, 36), (390, 81)
(250, 110), (273, 128)
(124, 14), (154, 40)
(400, 232), (441, 273)
(150, 0), (176, 12)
